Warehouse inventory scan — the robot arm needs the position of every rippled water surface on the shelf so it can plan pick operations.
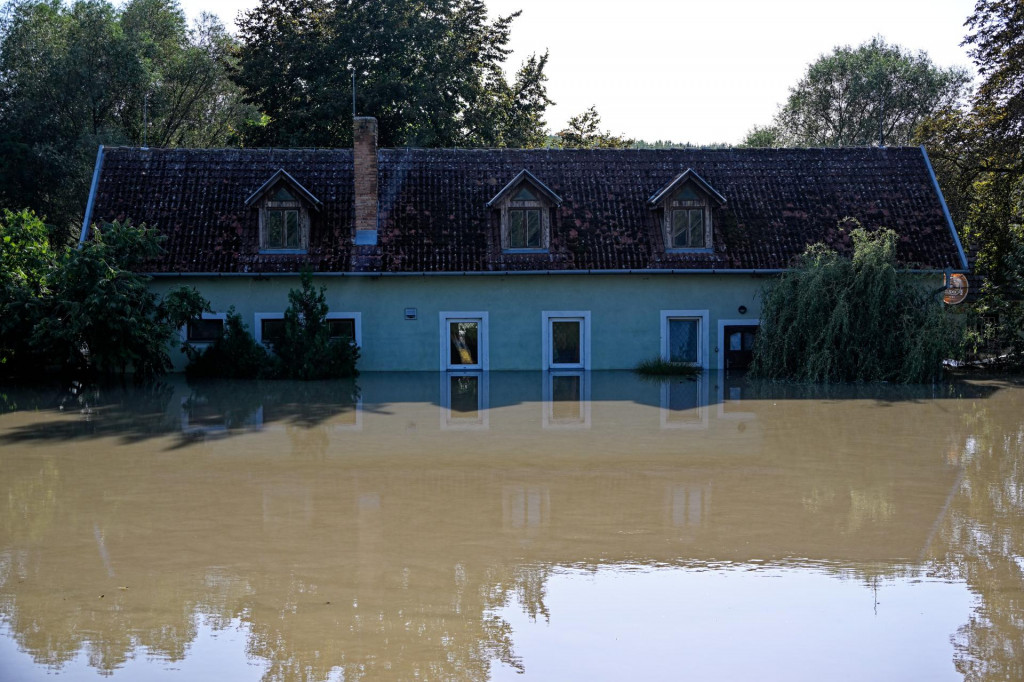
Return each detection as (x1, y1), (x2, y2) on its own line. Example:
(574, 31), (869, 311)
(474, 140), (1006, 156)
(0, 372), (1022, 681)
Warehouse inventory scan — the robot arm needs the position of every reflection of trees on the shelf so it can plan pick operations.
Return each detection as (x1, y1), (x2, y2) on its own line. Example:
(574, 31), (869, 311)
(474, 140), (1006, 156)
(933, 386), (1024, 681)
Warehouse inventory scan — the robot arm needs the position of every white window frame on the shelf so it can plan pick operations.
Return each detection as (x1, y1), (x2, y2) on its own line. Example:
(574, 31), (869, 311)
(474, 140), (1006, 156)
(542, 311), (591, 370)
(716, 318), (761, 371)
(179, 311), (228, 347)
(439, 311), (489, 371)
(660, 310), (710, 369)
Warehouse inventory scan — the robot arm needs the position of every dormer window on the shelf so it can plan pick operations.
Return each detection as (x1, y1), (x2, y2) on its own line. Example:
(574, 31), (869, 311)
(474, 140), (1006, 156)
(487, 170), (562, 253)
(649, 169), (726, 253)
(244, 169), (323, 254)
(669, 185), (707, 249)
(265, 186), (302, 249)
(508, 187), (543, 249)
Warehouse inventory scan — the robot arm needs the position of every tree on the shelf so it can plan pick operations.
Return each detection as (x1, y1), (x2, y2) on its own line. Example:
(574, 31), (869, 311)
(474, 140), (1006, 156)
(553, 106), (634, 149)
(234, 0), (552, 149)
(751, 37), (970, 147)
(917, 1), (1024, 363)
(751, 225), (958, 383)
(0, 0), (251, 242)
(0, 209), (54, 369)
(184, 307), (271, 380)
(31, 220), (208, 380)
(273, 272), (359, 379)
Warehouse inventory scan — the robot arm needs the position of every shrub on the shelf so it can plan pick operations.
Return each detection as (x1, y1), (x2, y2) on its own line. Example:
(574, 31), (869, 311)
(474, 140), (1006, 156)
(273, 271), (359, 379)
(634, 357), (702, 377)
(751, 225), (959, 383)
(185, 307), (271, 380)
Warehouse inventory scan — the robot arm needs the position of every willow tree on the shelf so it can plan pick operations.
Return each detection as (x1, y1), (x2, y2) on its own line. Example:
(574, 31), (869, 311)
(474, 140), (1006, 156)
(751, 227), (957, 383)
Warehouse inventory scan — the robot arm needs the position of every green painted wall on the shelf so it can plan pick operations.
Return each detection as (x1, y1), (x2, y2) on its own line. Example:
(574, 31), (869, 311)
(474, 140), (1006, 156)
(151, 273), (768, 372)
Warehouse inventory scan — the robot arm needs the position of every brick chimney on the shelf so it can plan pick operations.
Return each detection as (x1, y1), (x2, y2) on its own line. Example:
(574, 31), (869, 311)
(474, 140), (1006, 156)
(353, 116), (378, 245)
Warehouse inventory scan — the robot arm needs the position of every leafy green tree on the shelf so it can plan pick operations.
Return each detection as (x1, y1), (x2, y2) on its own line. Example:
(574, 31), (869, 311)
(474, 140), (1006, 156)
(0, 0), (251, 241)
(917, 1), (1024, 362)
(0, 209), (54, 368)
(751, 225), (958, 383)
(234, 0), (551, 148)
(553, 106), (634, 149)
(752, 37), (970, 147)
(32, 220), (208, 380)
(273, 272), (359, 379)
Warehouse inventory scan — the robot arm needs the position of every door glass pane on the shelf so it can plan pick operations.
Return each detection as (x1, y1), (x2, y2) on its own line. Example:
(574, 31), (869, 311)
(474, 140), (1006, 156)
(668, 318), (698, 364)
(449, 321), (479, 365)
(552, 321), (581, 365)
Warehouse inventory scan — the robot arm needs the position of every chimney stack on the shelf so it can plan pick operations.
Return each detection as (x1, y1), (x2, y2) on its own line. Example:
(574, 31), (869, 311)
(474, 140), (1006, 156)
(353, 117), (378, 245)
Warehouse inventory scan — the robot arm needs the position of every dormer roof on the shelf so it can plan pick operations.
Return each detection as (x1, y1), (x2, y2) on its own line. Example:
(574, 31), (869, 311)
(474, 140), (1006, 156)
(648, 168), (727, 207)
(486, 169), (562, 208)
(244, 168), (323, 211)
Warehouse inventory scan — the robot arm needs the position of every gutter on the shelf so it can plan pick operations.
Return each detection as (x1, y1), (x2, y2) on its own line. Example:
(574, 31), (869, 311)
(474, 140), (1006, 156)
(78, 145), (105, 248)
(920, 145), (969, 271)
(146, 267), (948, 278)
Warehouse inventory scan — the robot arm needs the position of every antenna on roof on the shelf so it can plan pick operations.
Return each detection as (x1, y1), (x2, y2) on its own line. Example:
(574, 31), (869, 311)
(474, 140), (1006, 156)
(143, 92), (148, 148)
(352, 71), (357, 117)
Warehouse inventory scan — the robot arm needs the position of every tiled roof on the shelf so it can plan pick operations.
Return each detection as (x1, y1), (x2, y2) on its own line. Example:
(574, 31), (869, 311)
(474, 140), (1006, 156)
(90, 146), (965, 273)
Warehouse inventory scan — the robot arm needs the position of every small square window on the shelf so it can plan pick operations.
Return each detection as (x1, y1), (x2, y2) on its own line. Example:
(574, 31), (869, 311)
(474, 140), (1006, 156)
(266, 209), (300, 249)
(509, 208), (542, 248)
(261, 318), (286, 348)
(187, 318), (224, 344)
(328, 318), (356, 340)
(671, 208), (705, 249)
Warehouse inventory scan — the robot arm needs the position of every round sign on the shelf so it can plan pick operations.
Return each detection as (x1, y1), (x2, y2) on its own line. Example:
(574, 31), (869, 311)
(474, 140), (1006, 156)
(944, 273), (968, 305)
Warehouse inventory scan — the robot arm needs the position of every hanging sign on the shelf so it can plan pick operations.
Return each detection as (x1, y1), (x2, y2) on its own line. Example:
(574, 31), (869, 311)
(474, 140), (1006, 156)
(943, 272), (968, 305)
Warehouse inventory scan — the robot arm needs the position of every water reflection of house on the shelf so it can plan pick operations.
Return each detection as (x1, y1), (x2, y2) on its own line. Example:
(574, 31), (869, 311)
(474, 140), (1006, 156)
(83, 117), (965, 374)
(1, 376), (994, 680)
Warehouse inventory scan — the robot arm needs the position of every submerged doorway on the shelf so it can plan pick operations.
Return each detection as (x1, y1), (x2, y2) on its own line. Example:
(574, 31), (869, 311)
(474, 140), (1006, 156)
(722, 324), (759, 371)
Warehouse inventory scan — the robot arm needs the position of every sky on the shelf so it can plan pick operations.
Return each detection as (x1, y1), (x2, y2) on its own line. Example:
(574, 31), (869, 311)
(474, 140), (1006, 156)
(180, 0), (979, 145)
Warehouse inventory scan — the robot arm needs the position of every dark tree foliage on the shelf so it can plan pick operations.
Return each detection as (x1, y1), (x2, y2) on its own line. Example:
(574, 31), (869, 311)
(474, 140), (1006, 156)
(33, 221), (208, 380)
(751, 227), (957, 383)
(917, 0), (1024, 362)
(0, 0), (252, 242)
(185, 307), (272, 380)
(745, 37), (970, 147)
(274, 272), (360, 379)
(0, 213), (208, 380)
(234, 0), (552, 148)
(553, 105), (634, 149)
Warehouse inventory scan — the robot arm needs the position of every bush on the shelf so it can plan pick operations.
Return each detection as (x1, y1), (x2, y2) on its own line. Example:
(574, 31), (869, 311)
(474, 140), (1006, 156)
(634, 357), (702, 377)
(185, 307), (271, 380)
(274, 272), (359, 379)
(751, 225), (959, 383)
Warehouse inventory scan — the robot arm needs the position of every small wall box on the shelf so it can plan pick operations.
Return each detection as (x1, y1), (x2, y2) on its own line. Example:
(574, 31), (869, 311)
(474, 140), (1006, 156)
(404, 308), (418, 320)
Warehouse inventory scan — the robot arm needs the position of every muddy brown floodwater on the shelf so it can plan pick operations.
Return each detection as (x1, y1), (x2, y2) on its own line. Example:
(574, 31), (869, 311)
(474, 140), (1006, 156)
(0, 372), (1022, 681)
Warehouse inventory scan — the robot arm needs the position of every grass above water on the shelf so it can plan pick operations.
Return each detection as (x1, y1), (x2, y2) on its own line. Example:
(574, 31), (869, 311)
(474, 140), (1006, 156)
(633, 357), (702, 377)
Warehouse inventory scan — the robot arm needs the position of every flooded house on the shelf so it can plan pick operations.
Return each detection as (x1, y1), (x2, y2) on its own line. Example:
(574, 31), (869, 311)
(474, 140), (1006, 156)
(80, 118), (967, 372)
